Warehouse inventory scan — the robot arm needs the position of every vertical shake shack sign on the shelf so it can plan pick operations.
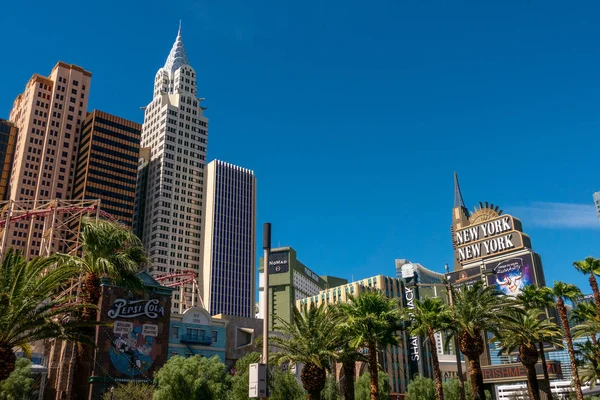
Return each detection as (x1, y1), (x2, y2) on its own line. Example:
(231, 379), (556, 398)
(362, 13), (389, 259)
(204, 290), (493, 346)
(454, 215), (531, 265)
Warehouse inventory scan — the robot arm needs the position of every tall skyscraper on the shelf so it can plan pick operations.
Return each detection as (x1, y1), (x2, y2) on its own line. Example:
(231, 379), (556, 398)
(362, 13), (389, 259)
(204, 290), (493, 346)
(137, 27), (208, 313)
(0, 119), (17, 199)
(202, 160), (256, 317)
(7, 62), (91, 257)
(72, 110), (142, 227)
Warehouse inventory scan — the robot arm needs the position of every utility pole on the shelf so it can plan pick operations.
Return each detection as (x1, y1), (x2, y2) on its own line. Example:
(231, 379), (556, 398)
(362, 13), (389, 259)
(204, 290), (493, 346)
(446, 264), (466, 400)
(261, 222), (271, 400)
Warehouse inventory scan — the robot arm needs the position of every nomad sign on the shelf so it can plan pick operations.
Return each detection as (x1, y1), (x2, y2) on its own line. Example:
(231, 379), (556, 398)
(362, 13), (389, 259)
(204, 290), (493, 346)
(454, 215), (530, 264)
(268, 251), (289, 274)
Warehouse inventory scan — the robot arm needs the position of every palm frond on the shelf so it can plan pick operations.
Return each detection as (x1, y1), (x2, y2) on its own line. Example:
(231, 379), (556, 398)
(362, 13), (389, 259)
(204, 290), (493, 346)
(0, 248), (103, 357)
(270, 303), (341, 370)
(490, 308), (564, 356)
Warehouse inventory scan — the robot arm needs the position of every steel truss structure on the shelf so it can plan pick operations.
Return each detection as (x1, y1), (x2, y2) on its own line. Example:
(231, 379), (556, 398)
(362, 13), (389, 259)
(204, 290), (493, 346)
(0, 199), (207, 399)
(0, 199), (114, 259)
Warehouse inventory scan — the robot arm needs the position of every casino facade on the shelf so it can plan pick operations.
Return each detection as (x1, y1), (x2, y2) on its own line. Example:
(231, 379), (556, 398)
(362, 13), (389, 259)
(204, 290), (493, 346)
(446, 173), (560, 397)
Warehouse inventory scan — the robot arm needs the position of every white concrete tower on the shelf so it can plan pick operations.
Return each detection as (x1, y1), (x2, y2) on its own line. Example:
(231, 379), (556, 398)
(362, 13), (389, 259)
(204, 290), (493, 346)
(139, 26), (208, 313)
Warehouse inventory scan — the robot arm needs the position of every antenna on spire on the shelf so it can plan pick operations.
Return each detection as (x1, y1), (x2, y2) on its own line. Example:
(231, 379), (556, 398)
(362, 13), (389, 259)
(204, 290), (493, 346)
(453, 172), (467, 209)
(178, 20), (182, 36)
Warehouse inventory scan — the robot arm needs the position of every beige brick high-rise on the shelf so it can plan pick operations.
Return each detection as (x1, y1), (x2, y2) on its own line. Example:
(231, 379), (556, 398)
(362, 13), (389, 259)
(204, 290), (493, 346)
(7, 62), (91, 257)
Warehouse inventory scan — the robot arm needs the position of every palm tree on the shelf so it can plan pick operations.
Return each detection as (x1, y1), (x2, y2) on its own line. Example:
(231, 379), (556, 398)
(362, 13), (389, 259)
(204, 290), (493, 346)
(336, 291), (403, 400)
(403, 297), (452, 400)
(571, 302), (599, 345)
(516, 285), (555, 398)
(491, 309), (563, 400)
(450, 282), (509, 400)
(327, 305), (366, 400)
(575, 340), (600, 388)
(573, 257), (600, 317)
(270, 303), (342, 400)
(62, 217), (147, 320)
(0, 249), (97, 381)
(335, 343), (366, 400)
(572, 303), (600, 381)
(61, 218), (148, 398)
(551, 281), (584, 400)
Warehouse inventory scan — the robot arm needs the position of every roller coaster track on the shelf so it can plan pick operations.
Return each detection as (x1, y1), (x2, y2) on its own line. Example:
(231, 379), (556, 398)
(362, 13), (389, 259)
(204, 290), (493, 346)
(0, 199), (110, 259)
(154, 270), (205, 310)
(0, 203), (115, 228)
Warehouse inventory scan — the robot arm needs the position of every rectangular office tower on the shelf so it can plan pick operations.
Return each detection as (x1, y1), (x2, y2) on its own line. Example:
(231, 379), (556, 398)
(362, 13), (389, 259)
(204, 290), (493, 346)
(71, 110), (142, 227)
(7, 62), (91, 257)
(0, 119), (17, 199)
(137, 28), (208, 313)
(202, 160), (256, 317)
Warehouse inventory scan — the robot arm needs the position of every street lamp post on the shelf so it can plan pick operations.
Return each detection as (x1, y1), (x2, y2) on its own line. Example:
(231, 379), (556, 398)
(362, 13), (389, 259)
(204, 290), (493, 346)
(262, 223), (271, 400)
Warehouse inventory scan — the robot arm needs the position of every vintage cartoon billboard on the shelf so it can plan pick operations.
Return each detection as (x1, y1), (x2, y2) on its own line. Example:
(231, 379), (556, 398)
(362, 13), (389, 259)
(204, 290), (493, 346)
(88, 275), (173, 399)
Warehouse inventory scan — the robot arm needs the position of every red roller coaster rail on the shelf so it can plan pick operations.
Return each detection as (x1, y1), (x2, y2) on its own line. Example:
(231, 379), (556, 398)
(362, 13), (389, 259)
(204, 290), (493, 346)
(154, 270), (198, 287)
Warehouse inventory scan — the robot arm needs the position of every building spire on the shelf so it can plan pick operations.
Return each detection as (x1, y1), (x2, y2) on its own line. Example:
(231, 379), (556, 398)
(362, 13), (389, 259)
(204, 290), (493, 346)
(164, 24), (189, 74)
(453, 172), (467, 209)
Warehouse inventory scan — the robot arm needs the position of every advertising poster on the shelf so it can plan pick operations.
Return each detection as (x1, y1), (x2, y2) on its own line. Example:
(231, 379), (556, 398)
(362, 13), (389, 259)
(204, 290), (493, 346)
(446, 266), (482, 290)
(485, 253), (536, 297)
(91, 284), (171, 391)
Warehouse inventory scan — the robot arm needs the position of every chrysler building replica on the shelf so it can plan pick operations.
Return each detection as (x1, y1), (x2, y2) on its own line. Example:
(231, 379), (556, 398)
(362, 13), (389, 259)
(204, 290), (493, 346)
(137, 27), (208, 312)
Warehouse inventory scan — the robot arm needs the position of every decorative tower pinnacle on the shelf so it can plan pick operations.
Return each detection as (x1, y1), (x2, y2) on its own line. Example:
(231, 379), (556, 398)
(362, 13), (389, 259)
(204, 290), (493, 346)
(164, 25), (189, 74)
(451, 172), (471, 269)
(453, 172), (466, 209)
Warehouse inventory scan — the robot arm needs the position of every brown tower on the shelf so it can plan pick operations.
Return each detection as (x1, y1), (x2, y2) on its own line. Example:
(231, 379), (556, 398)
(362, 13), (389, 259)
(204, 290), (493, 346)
(71, 110), (141, 227)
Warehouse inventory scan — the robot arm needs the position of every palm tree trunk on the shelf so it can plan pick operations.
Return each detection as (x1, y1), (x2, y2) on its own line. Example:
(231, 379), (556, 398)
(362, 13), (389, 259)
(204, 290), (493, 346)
(428, 329), (445, 400)
(81, 272), (100, 320)
(460, 331), (485, 400)
(342, 359), (356, 400)
(301, 363), (325, 400)
(557, 298), (584, 400)
(0, 345), (16, 381)
(73, 273), (100, 399)
(538, 342), (552, 400)
(307, 392), (321, 400)
(467, 356), (485, 400)
(367, 343), (379, 400)
(523, 363), (541, 400)
(589, 273), (600, 319)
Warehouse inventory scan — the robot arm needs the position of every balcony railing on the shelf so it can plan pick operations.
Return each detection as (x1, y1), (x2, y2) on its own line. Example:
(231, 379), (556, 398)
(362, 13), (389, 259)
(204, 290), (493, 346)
(180, 334), (213, 345)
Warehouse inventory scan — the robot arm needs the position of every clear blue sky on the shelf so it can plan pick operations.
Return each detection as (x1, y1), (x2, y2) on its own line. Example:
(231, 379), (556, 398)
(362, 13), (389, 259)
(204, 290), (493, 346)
(2, 1), (599, 291)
